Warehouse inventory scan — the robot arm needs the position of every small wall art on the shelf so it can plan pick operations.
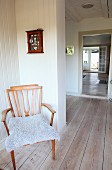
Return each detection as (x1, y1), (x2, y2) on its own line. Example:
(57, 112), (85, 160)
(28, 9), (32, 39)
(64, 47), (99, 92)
(66, 46), (74, 55)
(26, 29), (44, 53)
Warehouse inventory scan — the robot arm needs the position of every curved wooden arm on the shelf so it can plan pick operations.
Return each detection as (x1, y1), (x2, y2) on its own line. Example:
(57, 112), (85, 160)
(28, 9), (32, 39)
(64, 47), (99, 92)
(1, 108), (12, 135)
(41, 103), (56, 126)
(1, 108), (12, 122)
(41, 103), (56, 114)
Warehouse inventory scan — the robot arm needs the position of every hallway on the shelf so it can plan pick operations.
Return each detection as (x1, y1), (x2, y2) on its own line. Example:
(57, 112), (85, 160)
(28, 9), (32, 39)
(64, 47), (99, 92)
(82, 73), (108, 97)
(1, 96), (112, 170)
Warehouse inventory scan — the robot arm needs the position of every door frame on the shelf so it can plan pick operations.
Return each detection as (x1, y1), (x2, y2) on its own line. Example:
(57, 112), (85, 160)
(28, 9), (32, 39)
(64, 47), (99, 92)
(78, 29), (112, 97)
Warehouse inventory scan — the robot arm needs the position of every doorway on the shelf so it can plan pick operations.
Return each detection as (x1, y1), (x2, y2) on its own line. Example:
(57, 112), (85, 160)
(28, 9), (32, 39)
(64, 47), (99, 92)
(83, 47), (99, 72)
(82, 34), (111, 97)
(91, 48), (99, 72)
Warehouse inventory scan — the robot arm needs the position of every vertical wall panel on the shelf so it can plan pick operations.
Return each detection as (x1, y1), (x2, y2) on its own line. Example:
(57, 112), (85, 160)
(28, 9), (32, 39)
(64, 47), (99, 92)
(56, 0), (66, 131)
(15, 0), (58, 105)
(0, 0), (20, 141)
(15, 0), (66, 131)
(15, 0), (58, 130)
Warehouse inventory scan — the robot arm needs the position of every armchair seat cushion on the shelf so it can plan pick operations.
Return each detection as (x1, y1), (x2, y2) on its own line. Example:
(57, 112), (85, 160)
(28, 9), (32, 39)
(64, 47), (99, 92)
(5, 114), (60, 152)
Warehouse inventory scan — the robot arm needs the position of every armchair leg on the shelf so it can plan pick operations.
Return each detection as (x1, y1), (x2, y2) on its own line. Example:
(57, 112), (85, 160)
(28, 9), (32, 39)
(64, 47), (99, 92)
(10, 150), (16, 170)
(52, 140), (55, 160)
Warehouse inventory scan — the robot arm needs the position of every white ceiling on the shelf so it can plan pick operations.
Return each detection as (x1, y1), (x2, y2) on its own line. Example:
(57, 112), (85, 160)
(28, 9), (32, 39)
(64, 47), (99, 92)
(65, 0), (112, 22)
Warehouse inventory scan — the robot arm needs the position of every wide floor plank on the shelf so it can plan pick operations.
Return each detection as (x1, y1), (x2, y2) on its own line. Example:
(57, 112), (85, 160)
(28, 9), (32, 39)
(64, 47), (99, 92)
(103, 102), (112, 170)
(66, 96), (78, 111)
(59, 99), (99, 170)
(0, 149), (11, 169)
(1, 97), (112, 170)
(4, 144), (38, 170)
(80, 100), (107, 170)
(19, 142), (51, 170)
(66, 97), (86, 124)
(39, 98), (91, 170)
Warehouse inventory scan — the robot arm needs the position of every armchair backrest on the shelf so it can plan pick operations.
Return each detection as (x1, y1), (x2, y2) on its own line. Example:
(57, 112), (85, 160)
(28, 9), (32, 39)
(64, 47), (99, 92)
(6, 84), (42, 117)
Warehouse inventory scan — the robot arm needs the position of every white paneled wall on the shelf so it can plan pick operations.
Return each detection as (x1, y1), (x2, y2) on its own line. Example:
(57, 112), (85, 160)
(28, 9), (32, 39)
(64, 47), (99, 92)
(15, 0), (57, 105)
(0, 0), (20, 141)
(15, 0), (66, 131)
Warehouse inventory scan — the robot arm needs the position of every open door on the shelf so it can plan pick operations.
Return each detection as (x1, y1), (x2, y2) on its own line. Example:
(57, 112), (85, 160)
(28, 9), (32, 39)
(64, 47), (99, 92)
(98, 46), (107, 73)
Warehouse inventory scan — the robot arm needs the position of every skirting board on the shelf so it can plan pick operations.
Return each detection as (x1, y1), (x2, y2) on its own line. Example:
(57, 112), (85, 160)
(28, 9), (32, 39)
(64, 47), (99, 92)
(80, 94), (108, 100)
(66, 92), (108, 100)
(66, 92), (80, 96)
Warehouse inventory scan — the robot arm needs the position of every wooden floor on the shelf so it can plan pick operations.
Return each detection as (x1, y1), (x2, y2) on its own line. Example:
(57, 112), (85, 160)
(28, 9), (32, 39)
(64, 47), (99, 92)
(1, 96), (112, 170)
(82, 73), (108, 97)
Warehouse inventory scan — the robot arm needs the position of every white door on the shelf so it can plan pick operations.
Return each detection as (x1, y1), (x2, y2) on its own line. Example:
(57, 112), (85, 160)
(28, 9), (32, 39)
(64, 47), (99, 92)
(98, 46), (107, 73)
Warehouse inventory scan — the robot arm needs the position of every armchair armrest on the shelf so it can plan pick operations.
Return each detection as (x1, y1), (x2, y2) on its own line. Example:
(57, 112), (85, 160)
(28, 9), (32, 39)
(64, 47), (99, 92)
(1, 108), (12, 135)
(41, 103), (56, 126)
(1, 108), (12, 122)
(41, 103), (56, 114)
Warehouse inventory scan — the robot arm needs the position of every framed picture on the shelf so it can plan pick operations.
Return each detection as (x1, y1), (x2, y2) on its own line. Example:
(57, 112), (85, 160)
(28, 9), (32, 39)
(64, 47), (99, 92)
(26, 29), (44, 53)
(66, 46), (74, 55)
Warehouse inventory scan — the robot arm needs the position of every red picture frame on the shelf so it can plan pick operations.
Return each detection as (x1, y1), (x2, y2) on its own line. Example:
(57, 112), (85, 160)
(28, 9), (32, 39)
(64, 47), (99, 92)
(26, 29), (44, 53)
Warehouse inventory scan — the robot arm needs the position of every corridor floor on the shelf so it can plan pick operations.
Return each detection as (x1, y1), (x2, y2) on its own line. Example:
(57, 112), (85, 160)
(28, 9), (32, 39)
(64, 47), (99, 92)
(1, 96), (112, 170)
(82, 72), (108, 97)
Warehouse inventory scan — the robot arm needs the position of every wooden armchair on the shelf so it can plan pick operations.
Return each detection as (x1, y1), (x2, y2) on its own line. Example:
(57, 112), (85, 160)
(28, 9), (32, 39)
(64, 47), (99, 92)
(1, 84), (59, 170)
